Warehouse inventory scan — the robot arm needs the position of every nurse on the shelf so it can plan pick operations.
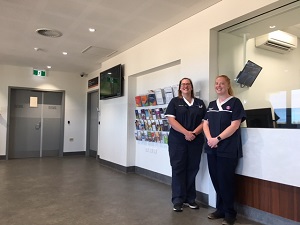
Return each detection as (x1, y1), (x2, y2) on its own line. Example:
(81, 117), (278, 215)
(203, 75), (246, 225)
(165, 77), (206, 212)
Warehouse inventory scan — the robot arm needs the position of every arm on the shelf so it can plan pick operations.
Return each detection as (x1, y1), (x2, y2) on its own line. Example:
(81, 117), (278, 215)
(192, 99), (206, 136)
(193, 121), (204, 136)
(203, 120), (211, 139)
(206, 119), (242, 148)
(167, 116), (195, 141)
(218, 119), (241, 140)
(203, 120), (218, 148)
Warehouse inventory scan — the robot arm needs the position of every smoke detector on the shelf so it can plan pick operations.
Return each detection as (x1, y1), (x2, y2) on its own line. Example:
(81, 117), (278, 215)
(36, 28), (63, 38)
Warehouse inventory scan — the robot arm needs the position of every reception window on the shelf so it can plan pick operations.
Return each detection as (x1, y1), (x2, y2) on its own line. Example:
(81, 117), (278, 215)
(217, 1), (300, 129)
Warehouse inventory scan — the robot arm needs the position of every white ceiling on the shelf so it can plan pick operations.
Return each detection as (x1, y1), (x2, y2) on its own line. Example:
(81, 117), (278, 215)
(0, 0), (220, 74)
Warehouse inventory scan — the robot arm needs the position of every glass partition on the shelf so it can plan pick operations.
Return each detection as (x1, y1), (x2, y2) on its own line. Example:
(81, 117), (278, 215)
(218, 2), (300, 129)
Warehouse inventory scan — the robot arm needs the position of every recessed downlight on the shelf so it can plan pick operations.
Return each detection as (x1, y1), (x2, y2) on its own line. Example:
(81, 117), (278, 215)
(62, 52), (68, 55)
(36, 28), (63, 38)
(269, 25), (276, 29)
(89, 28), (96, 32)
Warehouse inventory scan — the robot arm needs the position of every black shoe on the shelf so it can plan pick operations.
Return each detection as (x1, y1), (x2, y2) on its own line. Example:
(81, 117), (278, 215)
(183, 202), (199, 209)
(208, 211), (225, 219)
(173, 203), (183, 212)
(222, 217), (236, 225)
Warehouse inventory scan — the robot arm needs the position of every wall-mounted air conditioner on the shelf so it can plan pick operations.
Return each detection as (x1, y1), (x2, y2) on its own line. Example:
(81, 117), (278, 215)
(255, 30), (298, 54)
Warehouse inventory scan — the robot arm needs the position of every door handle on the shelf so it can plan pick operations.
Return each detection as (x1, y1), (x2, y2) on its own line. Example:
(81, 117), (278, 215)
(35, 122), (41, 130)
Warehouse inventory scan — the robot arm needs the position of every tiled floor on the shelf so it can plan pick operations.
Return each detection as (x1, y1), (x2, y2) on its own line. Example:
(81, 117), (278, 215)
(0, 156), (263, 225)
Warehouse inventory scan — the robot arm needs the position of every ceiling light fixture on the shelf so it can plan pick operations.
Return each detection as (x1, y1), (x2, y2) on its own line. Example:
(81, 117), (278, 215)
(89, 28), (96, 32)
(47, 66), (51, 69)
(62, 52), (68, 55)
(36, 28), (63, 38)
(269, 25), (276, 29)
(34, 47), (39, 51)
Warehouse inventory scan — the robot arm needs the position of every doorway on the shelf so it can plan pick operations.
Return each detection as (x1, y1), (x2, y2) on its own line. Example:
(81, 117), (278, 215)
(7, 88), (65, 159)
(86, 90), (99, 158)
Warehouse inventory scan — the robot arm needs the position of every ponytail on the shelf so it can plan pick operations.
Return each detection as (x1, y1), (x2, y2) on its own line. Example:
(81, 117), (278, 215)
(217, 75), (234, 96)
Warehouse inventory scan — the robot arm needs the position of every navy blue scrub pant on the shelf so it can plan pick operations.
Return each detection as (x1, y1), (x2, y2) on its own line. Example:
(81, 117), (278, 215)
(207, 154), (238, 219)
(168, 141), (203, 204)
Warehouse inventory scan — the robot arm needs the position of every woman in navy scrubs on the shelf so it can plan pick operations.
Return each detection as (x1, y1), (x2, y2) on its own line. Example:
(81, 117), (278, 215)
(165, 78), (206, 212)
(203, 75), (246, 225)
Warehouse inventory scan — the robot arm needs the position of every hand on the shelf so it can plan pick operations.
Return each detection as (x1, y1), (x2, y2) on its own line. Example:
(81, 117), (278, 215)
(207, 137), (219, 148)
(185, 131), (196, 141)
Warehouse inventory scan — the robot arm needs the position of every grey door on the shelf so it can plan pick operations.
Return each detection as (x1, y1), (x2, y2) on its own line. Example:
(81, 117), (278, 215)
(86, 90), (99, 158)
(8, 89), (64, 158)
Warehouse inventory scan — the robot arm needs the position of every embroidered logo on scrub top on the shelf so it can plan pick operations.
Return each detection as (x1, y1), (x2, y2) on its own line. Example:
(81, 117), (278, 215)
(226, 106), (231, 110)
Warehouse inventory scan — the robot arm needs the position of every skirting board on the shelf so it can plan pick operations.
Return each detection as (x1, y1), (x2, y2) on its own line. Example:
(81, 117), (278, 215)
(236, 203), (300, 225)
(63, 151), (85, 156)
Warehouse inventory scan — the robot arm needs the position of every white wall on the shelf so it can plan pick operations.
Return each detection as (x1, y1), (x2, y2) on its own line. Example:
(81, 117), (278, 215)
(0, 65), (87, 155)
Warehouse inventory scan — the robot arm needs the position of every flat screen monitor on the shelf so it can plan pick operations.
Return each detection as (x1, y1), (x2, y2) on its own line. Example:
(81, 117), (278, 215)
(236, 60), (262, 87)
(245, 108), (273, 128)
(100, 64), (124, 100)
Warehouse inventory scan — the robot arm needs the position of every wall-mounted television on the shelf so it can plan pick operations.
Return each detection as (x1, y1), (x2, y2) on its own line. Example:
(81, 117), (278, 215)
(100, 64), (124, 100)
(236, 60), (262, 87)
(245, 108), (273, 128)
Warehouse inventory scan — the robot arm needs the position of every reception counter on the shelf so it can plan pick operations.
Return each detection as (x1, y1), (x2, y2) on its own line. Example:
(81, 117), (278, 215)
(235, 128), (300, 223)
(237, 128), (300, 187)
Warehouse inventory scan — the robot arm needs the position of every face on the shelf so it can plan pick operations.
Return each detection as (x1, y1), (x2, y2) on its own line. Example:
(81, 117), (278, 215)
(180, 79), (192, 94)
(215, 76), (229, 95)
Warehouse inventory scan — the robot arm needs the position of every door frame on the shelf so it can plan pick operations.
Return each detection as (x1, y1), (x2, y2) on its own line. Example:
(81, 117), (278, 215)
(6, 86), (65, 159)
(86, 89), (99, 158)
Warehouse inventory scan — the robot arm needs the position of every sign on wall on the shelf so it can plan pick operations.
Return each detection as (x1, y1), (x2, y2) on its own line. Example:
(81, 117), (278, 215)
(88, 76), (99, 89)
(33, 69), (46, 77)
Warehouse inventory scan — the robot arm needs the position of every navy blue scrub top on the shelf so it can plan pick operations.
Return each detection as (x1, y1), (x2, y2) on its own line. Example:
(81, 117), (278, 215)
(204, 97), (246, 158)
(166, 97), (206, 144)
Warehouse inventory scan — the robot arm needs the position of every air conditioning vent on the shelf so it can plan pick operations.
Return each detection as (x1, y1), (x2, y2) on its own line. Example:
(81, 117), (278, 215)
(264, 41), (292, 51)
(255, 30), (297, 54)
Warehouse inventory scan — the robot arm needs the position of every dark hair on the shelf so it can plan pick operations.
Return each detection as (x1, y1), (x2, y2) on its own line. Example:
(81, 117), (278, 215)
(178, 77), (195, 98)
(216, 75), (234, 96)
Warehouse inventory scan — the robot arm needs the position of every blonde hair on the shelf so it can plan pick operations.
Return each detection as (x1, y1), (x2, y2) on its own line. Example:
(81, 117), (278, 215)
(216, 75), (234, 96)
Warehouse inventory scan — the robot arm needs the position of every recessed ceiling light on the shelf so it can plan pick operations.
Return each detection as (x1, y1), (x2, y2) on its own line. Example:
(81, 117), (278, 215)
(47, 66), (51, 69)
(269, 25), (276, 29)
(89, 28), (96, 32)
(36, 28), (63, 38)
(34, 47), (39, 51)
(62, 52), (68, 55)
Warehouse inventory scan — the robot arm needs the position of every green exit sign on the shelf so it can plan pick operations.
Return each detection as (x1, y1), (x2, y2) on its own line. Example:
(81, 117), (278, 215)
(33, 69), (46, 77)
